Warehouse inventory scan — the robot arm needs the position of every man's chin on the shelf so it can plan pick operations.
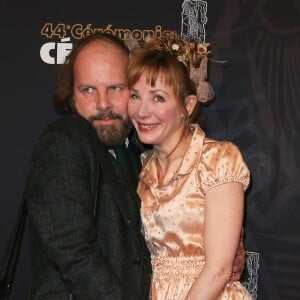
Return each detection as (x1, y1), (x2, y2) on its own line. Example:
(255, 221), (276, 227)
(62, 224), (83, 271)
(92, 121), (132, 147)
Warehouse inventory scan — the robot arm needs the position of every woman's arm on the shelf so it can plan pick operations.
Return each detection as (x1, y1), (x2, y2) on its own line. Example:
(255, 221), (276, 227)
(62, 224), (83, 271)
(231, 232), (246, 282)
(186, 182), (244, 300)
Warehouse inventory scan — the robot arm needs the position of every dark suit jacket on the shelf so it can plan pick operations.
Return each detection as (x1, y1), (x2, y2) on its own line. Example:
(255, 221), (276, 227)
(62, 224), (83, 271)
(24, 115), (151, 300)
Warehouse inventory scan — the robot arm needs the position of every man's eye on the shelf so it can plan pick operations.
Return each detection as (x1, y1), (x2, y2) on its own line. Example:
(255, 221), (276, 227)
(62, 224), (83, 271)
(82, 87), (94, 93)
(109, 85), (123, 91)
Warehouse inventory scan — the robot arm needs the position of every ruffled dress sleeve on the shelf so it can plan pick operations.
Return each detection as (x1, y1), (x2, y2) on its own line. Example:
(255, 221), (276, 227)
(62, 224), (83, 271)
(199, 141), (250, 193)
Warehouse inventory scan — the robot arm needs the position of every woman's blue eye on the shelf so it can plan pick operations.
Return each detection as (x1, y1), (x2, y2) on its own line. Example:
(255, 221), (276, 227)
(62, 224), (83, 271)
(130, 93), (140, 100)
(154, 95), (164, 102)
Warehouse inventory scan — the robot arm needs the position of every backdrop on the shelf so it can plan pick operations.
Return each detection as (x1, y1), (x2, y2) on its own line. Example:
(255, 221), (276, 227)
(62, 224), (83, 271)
(0, 1), (299, 299)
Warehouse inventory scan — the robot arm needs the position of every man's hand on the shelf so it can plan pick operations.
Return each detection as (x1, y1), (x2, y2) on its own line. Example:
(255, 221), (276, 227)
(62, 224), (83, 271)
(230, 238), (246, 282)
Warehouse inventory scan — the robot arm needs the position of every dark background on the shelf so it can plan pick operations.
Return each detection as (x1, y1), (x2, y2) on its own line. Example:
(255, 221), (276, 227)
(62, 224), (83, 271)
(0, 1), (299, 299)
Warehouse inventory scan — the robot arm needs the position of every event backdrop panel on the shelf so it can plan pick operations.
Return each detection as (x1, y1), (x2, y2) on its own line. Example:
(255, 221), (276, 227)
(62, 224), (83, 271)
(0, 1), (299, 299)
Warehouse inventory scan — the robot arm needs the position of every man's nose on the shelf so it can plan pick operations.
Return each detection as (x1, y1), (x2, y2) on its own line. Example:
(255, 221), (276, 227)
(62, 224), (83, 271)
(95, 91), (112, 111)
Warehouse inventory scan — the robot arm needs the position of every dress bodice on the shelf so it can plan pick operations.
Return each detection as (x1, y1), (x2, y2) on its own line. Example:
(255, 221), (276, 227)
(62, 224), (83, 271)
(138, 124), (250, 257)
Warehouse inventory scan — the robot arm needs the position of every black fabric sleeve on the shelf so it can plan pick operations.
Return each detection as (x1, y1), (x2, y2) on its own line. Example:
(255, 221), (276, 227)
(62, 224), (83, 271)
(25, 120), (123, 300)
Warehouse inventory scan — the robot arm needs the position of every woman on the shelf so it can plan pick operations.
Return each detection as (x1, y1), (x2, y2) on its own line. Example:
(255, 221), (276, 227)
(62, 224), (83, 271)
(127, 34), (252, 300)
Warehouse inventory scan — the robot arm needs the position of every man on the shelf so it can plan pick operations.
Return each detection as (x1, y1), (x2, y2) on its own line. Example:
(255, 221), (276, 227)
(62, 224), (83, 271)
(25, 33), (151, 300)
(25, 33), (245, 300)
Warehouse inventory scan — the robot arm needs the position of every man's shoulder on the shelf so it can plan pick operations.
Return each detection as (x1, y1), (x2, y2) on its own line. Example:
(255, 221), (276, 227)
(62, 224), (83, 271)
(39, 114), (97, 142)
(45, 114), (89, 134)
(33, 114), (98, 153)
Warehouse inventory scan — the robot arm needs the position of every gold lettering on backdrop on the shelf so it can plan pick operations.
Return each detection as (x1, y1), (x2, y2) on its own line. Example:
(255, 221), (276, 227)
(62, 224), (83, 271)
(40, 23), (173, 41)
(40, 23), (176, 64)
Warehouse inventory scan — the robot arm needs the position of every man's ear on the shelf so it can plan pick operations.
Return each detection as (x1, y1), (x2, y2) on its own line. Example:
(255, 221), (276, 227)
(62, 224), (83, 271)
(185, 95), (197, 117)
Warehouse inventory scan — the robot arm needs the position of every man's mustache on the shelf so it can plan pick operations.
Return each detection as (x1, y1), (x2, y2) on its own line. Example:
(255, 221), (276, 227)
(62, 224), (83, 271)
(89, 111), (123, 122)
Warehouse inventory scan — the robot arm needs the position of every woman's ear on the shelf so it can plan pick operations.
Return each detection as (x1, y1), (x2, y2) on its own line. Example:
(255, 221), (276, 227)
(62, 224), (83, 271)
(184, 95), (197, 117)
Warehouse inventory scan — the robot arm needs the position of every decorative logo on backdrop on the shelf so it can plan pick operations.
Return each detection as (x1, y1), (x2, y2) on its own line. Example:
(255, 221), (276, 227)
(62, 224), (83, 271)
(181, 0), (208, 42)
(39, 24), (174, 65)
(242, 251), (260, 299)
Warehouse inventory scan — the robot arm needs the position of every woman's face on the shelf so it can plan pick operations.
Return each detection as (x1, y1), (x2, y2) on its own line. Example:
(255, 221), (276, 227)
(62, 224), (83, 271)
(128, 72), (187, 150)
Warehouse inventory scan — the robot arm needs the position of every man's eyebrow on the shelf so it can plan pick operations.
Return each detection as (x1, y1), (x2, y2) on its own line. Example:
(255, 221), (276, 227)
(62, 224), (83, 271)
(110, 83), (127, 86)
(77, 84), (95, 88)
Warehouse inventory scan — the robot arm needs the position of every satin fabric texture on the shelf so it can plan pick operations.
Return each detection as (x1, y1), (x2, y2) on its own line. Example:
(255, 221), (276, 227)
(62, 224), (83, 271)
(138, 124), (252, 300)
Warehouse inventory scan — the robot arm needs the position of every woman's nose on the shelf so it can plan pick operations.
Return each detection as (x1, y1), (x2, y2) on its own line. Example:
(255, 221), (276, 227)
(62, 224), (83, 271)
(136, 99), (151, 118)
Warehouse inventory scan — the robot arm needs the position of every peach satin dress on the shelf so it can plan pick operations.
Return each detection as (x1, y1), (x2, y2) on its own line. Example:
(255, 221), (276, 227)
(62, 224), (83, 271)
(138, 124), (252, 300)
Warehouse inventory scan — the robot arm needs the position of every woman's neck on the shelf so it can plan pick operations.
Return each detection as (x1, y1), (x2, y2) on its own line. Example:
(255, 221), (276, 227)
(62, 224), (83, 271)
(154, 128), (192, 183)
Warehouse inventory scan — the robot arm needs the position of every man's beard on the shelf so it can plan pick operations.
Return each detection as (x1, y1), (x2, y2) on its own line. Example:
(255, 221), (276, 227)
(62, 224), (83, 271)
(89, 110), (132, 147)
